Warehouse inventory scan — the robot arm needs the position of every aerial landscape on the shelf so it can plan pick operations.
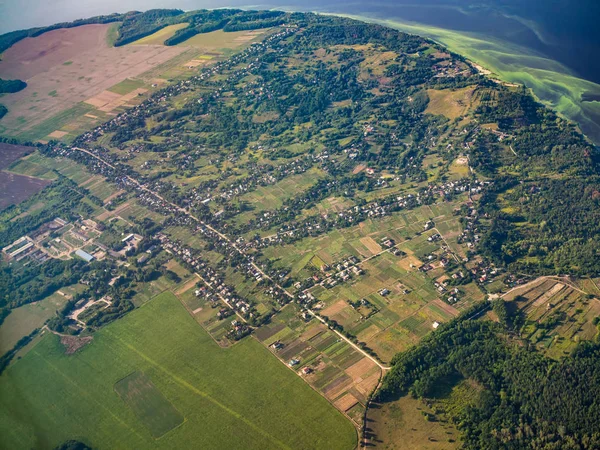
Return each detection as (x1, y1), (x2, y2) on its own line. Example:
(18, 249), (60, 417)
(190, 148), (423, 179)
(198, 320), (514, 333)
(0, 3), (600, 449)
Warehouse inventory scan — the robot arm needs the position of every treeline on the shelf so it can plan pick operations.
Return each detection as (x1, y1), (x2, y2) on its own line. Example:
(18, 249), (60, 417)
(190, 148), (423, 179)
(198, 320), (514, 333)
(0, 105), (6, 120)
(0, 78), (26, 94)
(0, 175), (89, 247)
(113, 9), (184, 46)
(0, 13), (124, 54)
(0, 258), (88, 321)
(0, 329), (39, 375)
(163, 10), (288, 46)
(378, 303), (600, 449)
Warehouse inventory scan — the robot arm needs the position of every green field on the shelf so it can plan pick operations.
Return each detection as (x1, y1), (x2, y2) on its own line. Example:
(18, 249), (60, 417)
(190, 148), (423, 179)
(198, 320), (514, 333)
(130, 23), (189, 46)
(12, 102), (95, 142)
(107, 78), (146, 95)
(0, 292), (356, 449)
(0, 291), (68, 354)
(114, 371), (184, 438)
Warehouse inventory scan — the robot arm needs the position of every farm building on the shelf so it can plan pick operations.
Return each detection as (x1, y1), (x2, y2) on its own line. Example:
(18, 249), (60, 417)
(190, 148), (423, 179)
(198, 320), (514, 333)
(75, 249), (95, 262)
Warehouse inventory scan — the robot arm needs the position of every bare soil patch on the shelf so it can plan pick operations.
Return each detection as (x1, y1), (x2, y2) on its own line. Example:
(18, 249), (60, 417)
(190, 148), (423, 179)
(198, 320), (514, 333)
(322, 299), (349, 317)
(360, 236), (382, 254)
(345, 357), (377, 381)
(335, 393), (359, 412)
(0, 171), (51, 210)
(60, 335), (93, 355)
(0, 143), (35, 169)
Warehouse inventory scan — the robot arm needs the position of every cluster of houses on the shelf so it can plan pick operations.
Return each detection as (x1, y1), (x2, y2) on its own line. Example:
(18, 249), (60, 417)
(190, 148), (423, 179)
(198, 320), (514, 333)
(157, 233), (257, 321)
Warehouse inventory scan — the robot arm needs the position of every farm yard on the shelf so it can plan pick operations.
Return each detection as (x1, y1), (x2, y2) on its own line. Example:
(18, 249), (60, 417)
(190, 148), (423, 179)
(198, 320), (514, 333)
(0, 292), (357, 450)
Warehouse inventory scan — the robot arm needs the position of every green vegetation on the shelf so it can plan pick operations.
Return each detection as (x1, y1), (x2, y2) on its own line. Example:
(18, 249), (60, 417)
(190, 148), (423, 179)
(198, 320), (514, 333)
(378, 303), (600, 449)
(107, 78), (145, 95)
(0, 292), (356, 449)
(0, 105), (6, 120)
(3, 9), (600, 449)
(349, 15), (600, 146)
(0, 289), (69, 354)
(0, 79), (26, 94)
(114, 9), (185, 46)
(114, 371), (184, 438)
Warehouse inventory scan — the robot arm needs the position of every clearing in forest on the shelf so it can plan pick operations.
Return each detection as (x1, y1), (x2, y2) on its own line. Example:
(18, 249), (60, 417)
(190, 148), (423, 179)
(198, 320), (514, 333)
(425, 87), (477, 119)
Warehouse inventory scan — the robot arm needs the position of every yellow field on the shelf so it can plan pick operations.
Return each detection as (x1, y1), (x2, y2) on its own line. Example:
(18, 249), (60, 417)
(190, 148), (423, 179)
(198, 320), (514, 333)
(177, 29), (267, 50)
(425, 87), (477, 119)
(131, 23), (189, 45)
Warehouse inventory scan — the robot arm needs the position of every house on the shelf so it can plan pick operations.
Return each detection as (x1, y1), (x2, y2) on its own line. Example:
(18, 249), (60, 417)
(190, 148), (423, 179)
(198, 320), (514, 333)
(288, 359), (300, 367)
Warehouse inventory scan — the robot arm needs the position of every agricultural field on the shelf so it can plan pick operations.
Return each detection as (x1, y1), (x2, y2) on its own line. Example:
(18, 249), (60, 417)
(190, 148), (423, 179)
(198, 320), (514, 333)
(262, 205), (483, 362)
(130, 23), (189, 46)
(0, 170), (51, 210)
(253, 303), (381, 424)
(0, 292), (357, 449)
(503, 277), (600, 358)
(0, 143), (50, 209)
(0, 24), (186, 142)
(176, 29), (269, 52)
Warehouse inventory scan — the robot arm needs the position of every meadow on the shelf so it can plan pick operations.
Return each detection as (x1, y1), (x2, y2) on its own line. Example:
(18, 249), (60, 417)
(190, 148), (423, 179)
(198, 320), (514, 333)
(0, 292), (357, 450)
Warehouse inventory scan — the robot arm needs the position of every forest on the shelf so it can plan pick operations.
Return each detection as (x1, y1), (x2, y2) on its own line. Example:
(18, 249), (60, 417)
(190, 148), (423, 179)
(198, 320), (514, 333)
(379, 302), (600, 449)
(0, 79), (26, 94)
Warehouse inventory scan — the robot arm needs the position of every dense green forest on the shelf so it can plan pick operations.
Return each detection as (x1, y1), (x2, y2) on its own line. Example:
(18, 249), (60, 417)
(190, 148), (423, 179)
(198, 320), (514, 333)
(474, 86), (600, 275)
(0, 79), (26, 94)
(378, 302), (600, 449)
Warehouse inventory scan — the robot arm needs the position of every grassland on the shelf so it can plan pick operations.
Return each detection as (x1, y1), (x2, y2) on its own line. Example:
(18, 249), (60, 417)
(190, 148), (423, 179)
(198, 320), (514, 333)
(367, 394), (460, 448)
(130, 23), (189, 46)
(0, 289), (73, 354)
(0, 292), (356, 449)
